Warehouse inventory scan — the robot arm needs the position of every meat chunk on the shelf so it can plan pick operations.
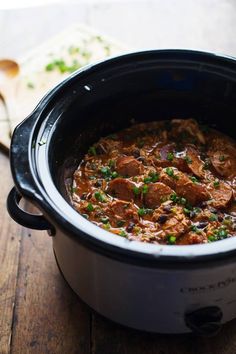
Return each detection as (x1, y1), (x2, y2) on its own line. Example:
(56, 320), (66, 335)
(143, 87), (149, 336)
(144, 182), (174, 209)
(108, 178), (135, 201)
(153, 205), (191, 239)
(185, 146), (205, 178)
(116, 156), (144, 177)
(160, 168), (210, 205)
(208, 181), (233, 209)
(207, 134), (236, 178)
(109, 200), (139, 223)
(171, 118), (206, 144)
(158, 206), (191, 239)
(178, 232), (207, 245)
(154, 143), (188, 172)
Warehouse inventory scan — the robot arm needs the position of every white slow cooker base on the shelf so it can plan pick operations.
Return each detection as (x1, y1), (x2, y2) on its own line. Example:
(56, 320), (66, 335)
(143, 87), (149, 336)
(52, 230), (236, 334)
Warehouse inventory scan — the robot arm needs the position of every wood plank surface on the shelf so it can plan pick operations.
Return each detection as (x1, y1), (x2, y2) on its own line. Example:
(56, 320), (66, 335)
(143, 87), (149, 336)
(10, 222), (91, 354)
(91, 312), (236, 354)
(0, 153), (21, 354)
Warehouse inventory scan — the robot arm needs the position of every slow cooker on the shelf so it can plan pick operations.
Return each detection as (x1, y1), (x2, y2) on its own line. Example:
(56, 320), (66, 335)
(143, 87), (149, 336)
(7, 50), (236, 336)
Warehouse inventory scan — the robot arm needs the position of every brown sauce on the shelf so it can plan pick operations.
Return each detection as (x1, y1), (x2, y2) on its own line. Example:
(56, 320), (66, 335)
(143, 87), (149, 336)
(71, 119), (236, 245)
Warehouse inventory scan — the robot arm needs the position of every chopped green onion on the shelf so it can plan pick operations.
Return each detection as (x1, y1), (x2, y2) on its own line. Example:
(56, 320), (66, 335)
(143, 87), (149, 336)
(165, 167), (179, 179)
(138, 208), (153, 217)
(167, 234), (176, 245)
(88, 146), (97, 156)
(184, 155), (192, 164)
(149, 171), (159, 182)
(100, 166), (112, 178)
(213, 179), (220, 188)
(133, 186), (140, 196)
(219, 155), (225, 162)
(179, 197), (187, 205)
(184, 208), (191, 215)
(101, 217), (109, 224)
(117, 220), (125, 227)
(217, 228), (228, 239)
(86, 203), (94, 212)
(111, 171), (118, 179)
(170, 193), (179, 203)
(209, 214), (218, 221)
(108, 159), (115, 168)
(208, 235), (217, 242)
(142, 184), (149, 194)
(144, 176), (152, 184)
(167, 152), (174, 161)
(119, 230), (127, 237)
(190, 176), (198, 183)
(94, 191), (107, 202)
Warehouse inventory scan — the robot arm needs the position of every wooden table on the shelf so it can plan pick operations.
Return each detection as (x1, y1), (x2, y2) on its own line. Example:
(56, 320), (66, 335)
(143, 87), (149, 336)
(1, 150), (236, 353)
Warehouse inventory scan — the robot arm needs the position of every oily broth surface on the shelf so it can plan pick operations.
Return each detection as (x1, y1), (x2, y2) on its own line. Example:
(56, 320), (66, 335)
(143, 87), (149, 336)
(71, 119), (236, 245)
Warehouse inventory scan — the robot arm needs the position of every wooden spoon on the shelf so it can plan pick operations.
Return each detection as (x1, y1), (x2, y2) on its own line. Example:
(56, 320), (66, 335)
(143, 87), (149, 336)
(0, 59), (20, 79)
(0, 59), (20, 138)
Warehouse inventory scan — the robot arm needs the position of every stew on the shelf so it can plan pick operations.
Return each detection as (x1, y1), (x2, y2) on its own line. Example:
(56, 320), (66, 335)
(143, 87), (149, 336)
(71, 119), (236, 245)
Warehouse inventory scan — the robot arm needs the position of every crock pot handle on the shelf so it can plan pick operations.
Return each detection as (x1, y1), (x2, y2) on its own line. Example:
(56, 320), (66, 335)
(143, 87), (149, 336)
(7, 187), (53, 231)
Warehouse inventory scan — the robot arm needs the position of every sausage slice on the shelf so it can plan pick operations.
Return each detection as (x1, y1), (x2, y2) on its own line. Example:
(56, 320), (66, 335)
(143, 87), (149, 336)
(116, 156), (144, 177)
(208, 181), (233, 209)
(160, 168), (210, 205)
(108, 178), (135, 201)
(144, 182), (174, 209)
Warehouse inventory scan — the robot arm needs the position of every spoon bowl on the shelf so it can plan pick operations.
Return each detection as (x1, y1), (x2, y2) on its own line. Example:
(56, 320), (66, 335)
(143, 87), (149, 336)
(0, 59), (20, 80)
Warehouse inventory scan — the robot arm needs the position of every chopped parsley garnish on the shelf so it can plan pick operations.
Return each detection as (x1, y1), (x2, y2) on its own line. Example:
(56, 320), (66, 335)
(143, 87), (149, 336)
(167, 234), (176, 245)
(88, 146), (96, 156)
(86, 203), (94, 212)
(184, 155), (192, 164)
(167, 152), (174, 161)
